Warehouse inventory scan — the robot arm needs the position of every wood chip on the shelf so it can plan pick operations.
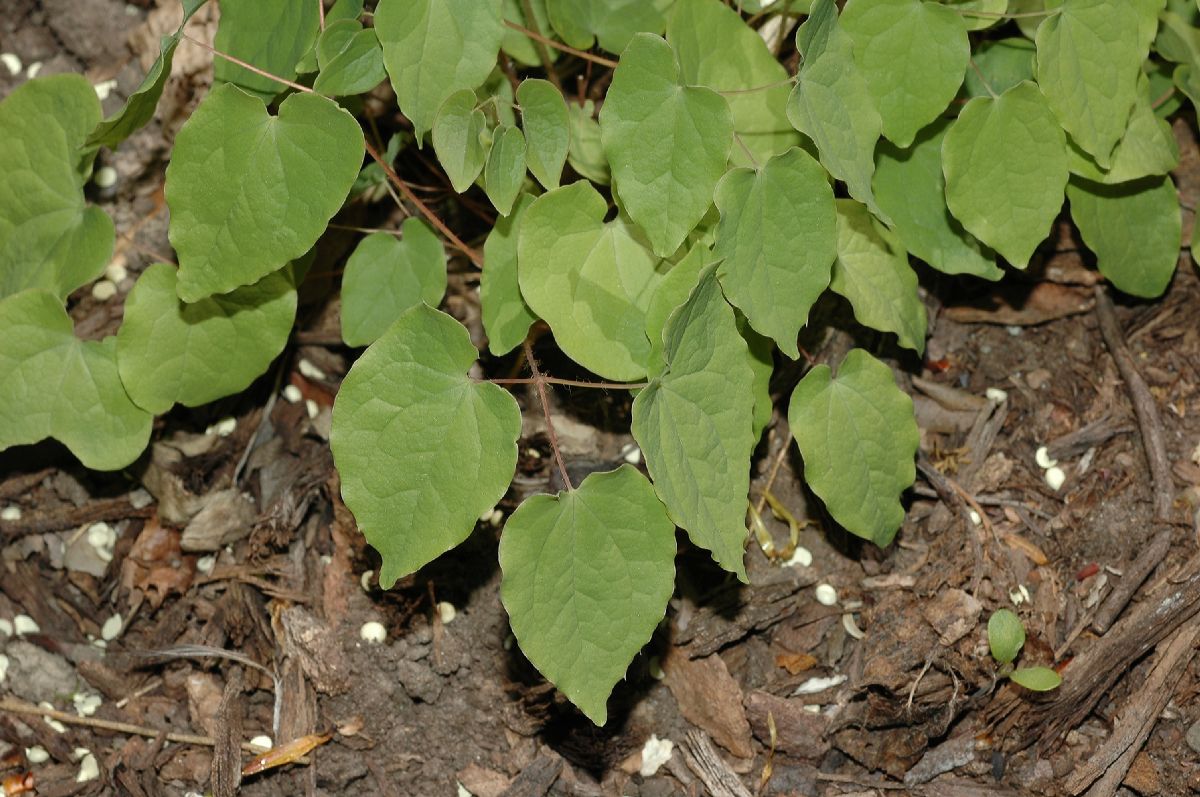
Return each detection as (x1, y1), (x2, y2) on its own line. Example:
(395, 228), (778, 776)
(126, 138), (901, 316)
(663, 648), (753, 758)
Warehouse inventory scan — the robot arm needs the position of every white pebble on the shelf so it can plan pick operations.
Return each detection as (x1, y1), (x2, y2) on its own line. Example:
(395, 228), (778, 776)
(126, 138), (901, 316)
(359, 621), (387, 643)
(305, 398), (319, 419)
(985, 387), (1008, 403)
(360, 570), (374, 592)
(783, 546), (812, 568)
(248, 735), (273, 750)
(91, 279), (118, 301)
(793, 674), (847, 695)
(968, 510), (981, 526)
(39, 703), (66, 733)
(25, 61), (42, 79)
(456, 783), (473, 797)
(298, 358), (326, 381)
(25, 745), (49, 764)
(282, 384), (303, 403)
(92, 638), (107, 650)
(1035, 446), (1058, 469)
(639, 734), (674, 777)
(93, 78), (118, 101)
(0, 618), (12, 636)
(648, 656), (664, 680)
(814, 583), (838, 606)
(0, 505), (21, 521)
(14, 614), (40, 635)
(1045, 465), (1066, 491)
(620, 443), (642, 465)
(208, 417), (237, 437)
(196, 554), (217, 575)
(0, 653), (8, 683)
(87, 522), (116, 561)
(104, 258), (127, 283)
(1006, 325), (1023, 337)
(1, 53), (22, 75)
(319, 554), (332, 565)
(1191, 439), (1200, 466)
(803, 704), (823, 714)
(101, 613), (123, 641)
(437, 601), (457, 624)
(94, 165), (118, 189)
(842, 612), (865, 640)
(73, 692), (102, 717)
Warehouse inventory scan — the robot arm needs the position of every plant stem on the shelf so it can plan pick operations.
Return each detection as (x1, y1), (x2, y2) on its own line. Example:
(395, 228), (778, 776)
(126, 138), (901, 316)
(182, 34), (311, 94)
(488, 376), (648, 390)
(968, 58), (998, 100)
(952, 6), (1062, 18)
(519, 0), (565, 92)
(503, 20), (619, 69)
(523, 340), (574, 491)
(717, 75), (797, 96)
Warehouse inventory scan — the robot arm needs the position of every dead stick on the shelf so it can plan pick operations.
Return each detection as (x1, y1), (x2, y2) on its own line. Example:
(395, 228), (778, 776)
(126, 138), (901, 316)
(1093, 286), (1173, 521)
(1091, 527), (1173, 634)
(0, 497), (154, 539)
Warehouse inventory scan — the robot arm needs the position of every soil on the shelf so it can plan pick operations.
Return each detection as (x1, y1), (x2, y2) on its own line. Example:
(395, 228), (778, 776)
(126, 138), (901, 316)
(3, 2), (1200, 797)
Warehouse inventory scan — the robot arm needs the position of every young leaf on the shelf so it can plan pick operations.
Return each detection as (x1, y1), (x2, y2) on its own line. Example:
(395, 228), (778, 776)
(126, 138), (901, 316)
(517, 182), (665, 380)
(874, 119), (1002, 280)
(1066, 75), (1179, 185)
(599, 33), (734, 258)
(1009, 666), (1063, 691)
(831, 200), (926, 354)
(840, 0), (969, 148)
(987, 608), (1026, 665)
(0, 291), (151, 471)
(499, 465), (676, 725)
(567, 100), (610, 185)
(516, 79), (570, 190)
(213, 0), (319, 102)
(330, 305), (522, 587)
(0, 74), (113, 301)
(644, 243), (708, 375)
(546, 0), (667, 53)
(313, 24), (387, 97)
(1067, 176), (1181, 299)
(962, 38), (1035, 99)
(942, 82), (1068, 268)
(166, 85), (364, 302)
(786, 0), (885, 220)
(481, 193), (539, 355)
(432, 90), (489, 194)
(484, 125), (528, 216)
(316, 19), (363, 69)
(1035, 0), (1141, 168)
(667, 0), (799, 166)
(632, 266), (755, 580)
(788, 349), (917, 546)
(713, 147), (837, 358)
(340, 220), (448, 347)
(375, 0), (504, 139)
(116, 264), (297, 414)
(298, 0), (366, 73)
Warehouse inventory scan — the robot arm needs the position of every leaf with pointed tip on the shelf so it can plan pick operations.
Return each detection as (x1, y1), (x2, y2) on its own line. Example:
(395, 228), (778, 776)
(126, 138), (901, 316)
(341, 220), (448, 347)
(600, 34), (733, 258)
(517, 79), (570, 190)
(632, 267), (755, 580)
(831, 200), (926, 354)
(297, 0), (364, 73)
(375, 0), (504, 139)
(788, 348), (917, 546)
(518, 182), (666, 380)
(481, 193), (539, 356)
(942, 82), (1068, 268)
(166, 85), (363, 302)
(0, 74), (113, 301)
(499, 465), (675, 725)
(485, 125), (527, 216)
(644, 244), (708, 375)
(213, 0), (319, 101)
(713, 148), (836, 358)
(1067, 176), (1180, 299)
(840, 0), (969, 148)
(432, 90), (489, 194)
(874, 119), (1002, 280)
(116, 264), (297, 414)
(0, 291), (152, 471)
(1010, 666), (1063, 691)
(1066, 74), (1179, 184)
(331, 305), (522, 587)
(313, 24), (387, 97)
(546, 0), (667, 53)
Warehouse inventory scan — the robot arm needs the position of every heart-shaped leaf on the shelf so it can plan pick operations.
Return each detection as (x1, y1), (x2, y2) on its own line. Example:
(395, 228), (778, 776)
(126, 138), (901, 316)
(517, 79), (570, 190)
(484, 125), (527, 216)
(432, 89), (489, 194)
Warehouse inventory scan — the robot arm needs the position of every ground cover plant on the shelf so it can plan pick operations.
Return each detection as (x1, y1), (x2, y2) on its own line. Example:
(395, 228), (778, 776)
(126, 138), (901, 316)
(0, 0), (1195, 734)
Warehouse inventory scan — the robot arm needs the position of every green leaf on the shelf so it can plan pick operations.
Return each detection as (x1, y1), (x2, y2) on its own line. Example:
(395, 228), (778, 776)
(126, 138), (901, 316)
(116, 264), (296, 414)
(1066, 74), (1180, 184)
(484, 125), (527, 216)
(298, 0), (366, 73)
(786, 0), (886, 220)
(874, 119), (1002, 280)
(481, 193), (539, 355)
(600, 33), (733, 258)
(831, 200), (926, 354)
(88, 0), (209, 149)
(517, 79), (570, 190)
(987, 608), (1026, 664)
(166, 85), (363, 302)
(942, 82), (1068, 268)
(1035, 0), (1141, 167)
(499, 465), (675, 725)
(644, 243), (709, 375)
(1067, 176), (1180, 299)
(331, 304), (522, 587)
(667, 0), (800, 166)
(787, 348), (917, 546)
(840, 0), (968, 148)
(963, 37), (1035, 98)
(340, 220), (448, 347)
(0, 74), (114, 301)
(502, 0), (555, 66)
(517, 182), (665, 380)
(375, 0), (504, 139)
(213, 0), (319, 101)
(567, 100), (609, 184)
(740, 317), (774, 443)
(632, 266), (755, 580)
(713, 148), (836, 358)
(951, 0), (1008, 31)
(0, 290), (152, 471)
(546, 0), (667, 53)
(432, 90), (489, 194)
(313, 24), (387, 97)
(317, 19), (363, 68)
(1010, 666), (1063, 691)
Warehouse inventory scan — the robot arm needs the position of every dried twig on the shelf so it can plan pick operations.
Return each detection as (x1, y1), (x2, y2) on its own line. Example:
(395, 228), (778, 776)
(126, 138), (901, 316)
(0, 497), (154, 539)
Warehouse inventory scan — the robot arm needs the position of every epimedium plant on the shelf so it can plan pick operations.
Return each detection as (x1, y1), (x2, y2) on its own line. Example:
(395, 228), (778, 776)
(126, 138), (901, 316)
(0, 0), (1193, 722)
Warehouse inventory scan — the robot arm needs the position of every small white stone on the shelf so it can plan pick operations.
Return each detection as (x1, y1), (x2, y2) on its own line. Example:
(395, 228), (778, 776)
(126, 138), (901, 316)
(39, 703), (66, 733)
(1191, 439), (1200, 466)
(985, 387), (1008, 403)
(101, 613), (123, 641)
(208, 417), (237, 437)
(87, 522), (116, 562)
(92, 638), (107, 649)
(1019, 584), (1031, 603)
(620, 443), (642, 465)
(305, 398), (319, 419)
(842, 613), (865, 640)
(282, 384), (303, 403)
(1035, 446), (1058, 470)
(0, 505), (21, 521)
(0, 618), (12, 636)
(0, 653), (8, 683)
(1008, 588), (1026, 606)
(248, 736), (273, 751)
(1045, 465), (1066, 491)
(814, 583), (838, 606)
(639, 734), (674, 777)
(14, 614), (41, 635)
(793, 674), (847, 695)
(25, 61), (42, 79)
(93, 78), (118, 101)
(437, 601), (457, 625)
(104, 257), (128, 283)
(1006, 325), (1023, 337)
(1, 53), (22, 75)
(503, 633), (515, 651)
(647, 656), (664, 680)
(360, 570), (374, 592)
(487, 508), (504, 527)
(359, 621), (387, 643)
(25, 745), (49, 764)
(94, 166), (118, 189)
(783, 546), (812, 568)
(91, 279), (118, 301)
(196, 554), (217, 575)
(968, 510), (981, 526)
(298, 358), (326, 381)
(456, 783), (473, 797)
(319, 554), (332, 565)
(802, 704), (823, 714)
(73, 692), (102, 717)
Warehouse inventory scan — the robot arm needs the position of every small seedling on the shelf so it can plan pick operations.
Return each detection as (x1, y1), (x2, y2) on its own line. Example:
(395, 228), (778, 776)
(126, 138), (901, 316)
(987, 609), (1062, 691)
